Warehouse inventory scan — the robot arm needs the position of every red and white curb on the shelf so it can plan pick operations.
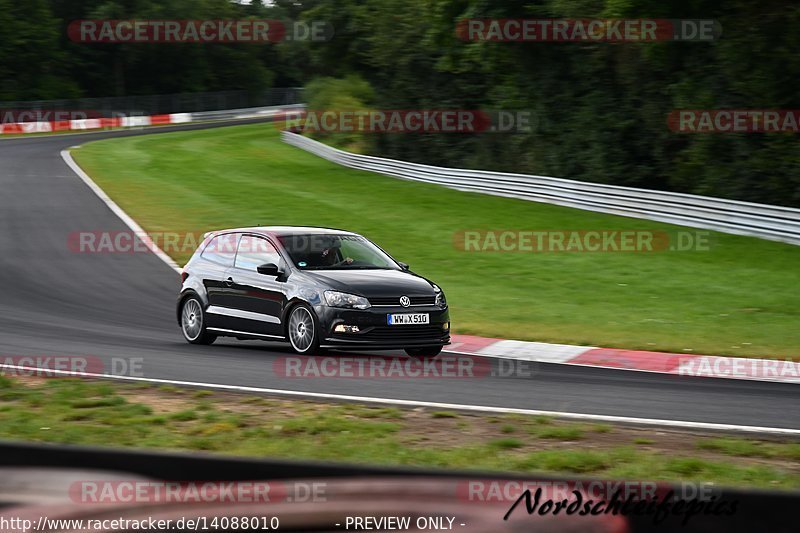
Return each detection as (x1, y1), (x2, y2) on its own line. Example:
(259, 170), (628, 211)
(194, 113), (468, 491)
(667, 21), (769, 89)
(449, 334), (799, 384)
(0, 106), (299, 135)
(0, 113), (192, 134)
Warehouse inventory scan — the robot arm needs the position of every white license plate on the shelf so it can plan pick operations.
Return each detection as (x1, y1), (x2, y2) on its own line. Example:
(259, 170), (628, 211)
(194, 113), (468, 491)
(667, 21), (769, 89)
(387, 313), (430, 325)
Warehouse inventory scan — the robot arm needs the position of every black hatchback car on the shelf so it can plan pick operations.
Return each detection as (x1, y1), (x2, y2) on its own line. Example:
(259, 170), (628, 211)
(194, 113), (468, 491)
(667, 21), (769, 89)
(177, 226), (450, 357)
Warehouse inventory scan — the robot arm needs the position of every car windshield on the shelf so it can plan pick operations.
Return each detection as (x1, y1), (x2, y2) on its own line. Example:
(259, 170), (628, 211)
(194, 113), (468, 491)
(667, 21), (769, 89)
(279, 234), (400, 270)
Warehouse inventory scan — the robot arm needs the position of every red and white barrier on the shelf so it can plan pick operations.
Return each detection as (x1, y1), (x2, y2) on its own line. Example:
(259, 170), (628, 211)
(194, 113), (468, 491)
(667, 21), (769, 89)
(0, 113), (190, 135)
(449, 334), (800, 384)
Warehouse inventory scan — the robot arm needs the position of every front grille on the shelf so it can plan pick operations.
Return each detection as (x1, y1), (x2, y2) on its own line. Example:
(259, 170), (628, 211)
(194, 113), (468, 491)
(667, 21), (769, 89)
(369, 295), (436, 306)
(353, 325), (447, 342)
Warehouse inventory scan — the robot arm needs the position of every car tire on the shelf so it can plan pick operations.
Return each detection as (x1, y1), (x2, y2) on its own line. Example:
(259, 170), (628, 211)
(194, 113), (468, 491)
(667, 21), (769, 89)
(286, 303), (321, 355)
(180, 295), (217, 345)
(405, 346), (443, 359)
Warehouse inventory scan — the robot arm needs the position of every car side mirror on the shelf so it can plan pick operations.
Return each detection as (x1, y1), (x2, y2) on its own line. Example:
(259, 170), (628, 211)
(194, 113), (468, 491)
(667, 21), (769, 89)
(257, 263), (281, 276)
(398, 262), (410, 271)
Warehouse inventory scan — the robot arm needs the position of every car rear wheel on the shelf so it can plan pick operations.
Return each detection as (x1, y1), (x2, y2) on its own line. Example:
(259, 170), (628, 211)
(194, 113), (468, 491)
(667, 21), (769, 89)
(287, 304), (321, 355)
(405, 346), (443, 359)
(180, 296), (216, 345)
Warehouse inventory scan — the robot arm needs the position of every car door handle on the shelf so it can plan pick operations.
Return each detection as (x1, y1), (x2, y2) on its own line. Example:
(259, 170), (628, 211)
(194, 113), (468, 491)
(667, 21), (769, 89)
(224, 277), (234, 286)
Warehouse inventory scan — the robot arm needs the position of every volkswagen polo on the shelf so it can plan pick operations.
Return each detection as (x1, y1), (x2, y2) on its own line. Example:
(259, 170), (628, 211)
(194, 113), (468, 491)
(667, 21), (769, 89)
(177, 227), (450, 357)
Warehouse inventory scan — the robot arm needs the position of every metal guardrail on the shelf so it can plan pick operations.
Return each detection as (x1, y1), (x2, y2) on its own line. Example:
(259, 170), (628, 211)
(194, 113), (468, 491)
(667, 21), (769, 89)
(281, 131), (800, 245)
(190, 103), (305, 121)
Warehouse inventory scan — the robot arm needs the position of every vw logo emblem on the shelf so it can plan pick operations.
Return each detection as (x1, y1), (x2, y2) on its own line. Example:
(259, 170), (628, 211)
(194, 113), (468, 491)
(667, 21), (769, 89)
(399, 296), (411, 307)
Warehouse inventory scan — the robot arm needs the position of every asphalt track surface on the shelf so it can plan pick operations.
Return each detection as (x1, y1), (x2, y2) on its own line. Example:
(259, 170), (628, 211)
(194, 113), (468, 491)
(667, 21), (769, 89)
(0, 120), (798, 432)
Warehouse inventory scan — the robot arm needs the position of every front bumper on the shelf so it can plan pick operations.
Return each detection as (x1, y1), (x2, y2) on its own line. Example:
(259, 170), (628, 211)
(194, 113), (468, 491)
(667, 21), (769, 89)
(315, 304), (450, 350)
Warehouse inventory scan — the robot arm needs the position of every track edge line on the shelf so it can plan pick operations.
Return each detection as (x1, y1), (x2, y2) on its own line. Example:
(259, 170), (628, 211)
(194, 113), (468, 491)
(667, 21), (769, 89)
(0, 363), (797, 436)
(60, 148), (181, 274)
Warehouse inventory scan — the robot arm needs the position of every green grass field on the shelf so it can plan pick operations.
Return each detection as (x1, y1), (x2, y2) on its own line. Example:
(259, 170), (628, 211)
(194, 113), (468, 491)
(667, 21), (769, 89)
(2, 377), (797, 488)
(72, 123), (800, 358)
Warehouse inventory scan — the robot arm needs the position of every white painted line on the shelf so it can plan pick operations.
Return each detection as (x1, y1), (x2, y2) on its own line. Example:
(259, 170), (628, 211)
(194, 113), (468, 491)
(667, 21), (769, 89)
(0, 363), (797, 436)
(60, 149), (181, 274)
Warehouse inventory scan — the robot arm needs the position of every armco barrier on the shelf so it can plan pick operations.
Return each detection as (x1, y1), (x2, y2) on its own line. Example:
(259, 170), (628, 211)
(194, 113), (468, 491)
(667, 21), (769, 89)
(189, 103), (304, 121)
(281, 131), (800, 245)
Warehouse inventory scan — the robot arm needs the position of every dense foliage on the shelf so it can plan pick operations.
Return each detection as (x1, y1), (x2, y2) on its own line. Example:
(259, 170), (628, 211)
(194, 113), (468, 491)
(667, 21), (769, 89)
(2, 0), (799, 205)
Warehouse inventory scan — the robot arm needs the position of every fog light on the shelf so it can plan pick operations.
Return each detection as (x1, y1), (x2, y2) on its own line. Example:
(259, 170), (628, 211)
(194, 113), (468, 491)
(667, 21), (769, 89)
(442, 322), (450, 332)
(334, 324), (360, 333)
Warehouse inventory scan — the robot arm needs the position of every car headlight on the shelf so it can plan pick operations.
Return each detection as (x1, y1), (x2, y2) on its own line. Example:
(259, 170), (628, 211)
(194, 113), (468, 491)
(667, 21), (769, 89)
(433, 285), (447, 308)
(324, 291), (371, 309)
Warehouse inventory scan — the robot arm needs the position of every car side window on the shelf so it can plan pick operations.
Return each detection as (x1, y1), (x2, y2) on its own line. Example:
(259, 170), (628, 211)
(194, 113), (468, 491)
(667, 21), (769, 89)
(235, 235), (281, 272)
(200, 233), (239, 267)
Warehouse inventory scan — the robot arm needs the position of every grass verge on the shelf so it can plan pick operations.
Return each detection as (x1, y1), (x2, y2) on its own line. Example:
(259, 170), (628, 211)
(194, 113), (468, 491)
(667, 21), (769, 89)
(0, 376), (798, 489)
(71, 123), (800, 358)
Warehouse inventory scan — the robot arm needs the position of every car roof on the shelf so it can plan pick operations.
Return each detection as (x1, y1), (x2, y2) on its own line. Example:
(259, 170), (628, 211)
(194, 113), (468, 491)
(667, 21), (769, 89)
(206, 226), (360, 238)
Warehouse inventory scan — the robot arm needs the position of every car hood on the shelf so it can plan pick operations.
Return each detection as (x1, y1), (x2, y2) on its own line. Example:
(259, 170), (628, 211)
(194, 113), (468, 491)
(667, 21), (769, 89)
(303, 269), (435, 298)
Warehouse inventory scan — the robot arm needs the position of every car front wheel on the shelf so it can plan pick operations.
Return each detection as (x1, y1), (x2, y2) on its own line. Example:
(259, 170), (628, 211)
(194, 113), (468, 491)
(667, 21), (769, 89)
(287, 304), (321, 355)
(405, 346), (443, 359)
(180, 295), (217, 345)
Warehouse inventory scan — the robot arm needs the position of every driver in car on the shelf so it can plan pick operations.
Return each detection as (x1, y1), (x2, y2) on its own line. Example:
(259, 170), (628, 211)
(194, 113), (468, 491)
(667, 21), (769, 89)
(320, 240), (354, 267)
